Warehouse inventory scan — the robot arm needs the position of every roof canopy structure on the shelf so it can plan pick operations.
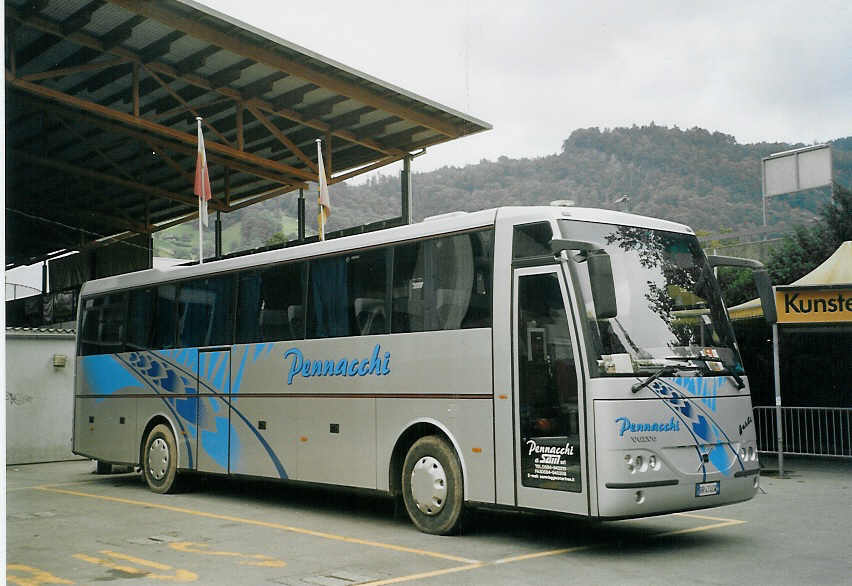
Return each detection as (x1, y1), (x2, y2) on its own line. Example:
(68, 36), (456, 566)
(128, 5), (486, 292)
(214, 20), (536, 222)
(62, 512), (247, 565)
(5, 0), (491, 268)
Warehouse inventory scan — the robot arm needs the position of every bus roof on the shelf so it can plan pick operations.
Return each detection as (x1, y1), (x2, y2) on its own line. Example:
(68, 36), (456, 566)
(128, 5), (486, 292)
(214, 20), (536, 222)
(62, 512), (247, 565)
(80, 206), (694, 297)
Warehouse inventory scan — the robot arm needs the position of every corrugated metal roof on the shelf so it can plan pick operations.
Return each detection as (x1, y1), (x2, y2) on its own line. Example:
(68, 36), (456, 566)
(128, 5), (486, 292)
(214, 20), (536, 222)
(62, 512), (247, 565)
(5, 0), (491, 268)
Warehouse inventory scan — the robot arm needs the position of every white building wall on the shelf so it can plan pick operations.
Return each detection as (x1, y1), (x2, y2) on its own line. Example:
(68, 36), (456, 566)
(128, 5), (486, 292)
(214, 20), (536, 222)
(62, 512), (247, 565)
(5, 329), (82, 464)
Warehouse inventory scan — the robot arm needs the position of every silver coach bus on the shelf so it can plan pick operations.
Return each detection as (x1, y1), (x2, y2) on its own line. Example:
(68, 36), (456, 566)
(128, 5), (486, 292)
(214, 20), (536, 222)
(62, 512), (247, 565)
(73, 206), (763, 534)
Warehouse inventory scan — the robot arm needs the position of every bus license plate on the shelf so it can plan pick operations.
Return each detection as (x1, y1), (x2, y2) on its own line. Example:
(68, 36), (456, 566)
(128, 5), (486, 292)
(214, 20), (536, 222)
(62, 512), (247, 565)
(695, 481), (720, 497)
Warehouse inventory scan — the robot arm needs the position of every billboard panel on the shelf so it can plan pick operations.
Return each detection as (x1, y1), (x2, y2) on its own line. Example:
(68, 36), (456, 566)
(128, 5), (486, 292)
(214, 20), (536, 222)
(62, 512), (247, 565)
(763, 145), (832, 197)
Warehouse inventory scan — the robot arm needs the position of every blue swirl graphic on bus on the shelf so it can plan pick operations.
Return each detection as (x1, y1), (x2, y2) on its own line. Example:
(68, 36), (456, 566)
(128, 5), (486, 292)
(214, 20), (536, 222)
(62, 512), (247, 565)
(648, 378), (744, 475)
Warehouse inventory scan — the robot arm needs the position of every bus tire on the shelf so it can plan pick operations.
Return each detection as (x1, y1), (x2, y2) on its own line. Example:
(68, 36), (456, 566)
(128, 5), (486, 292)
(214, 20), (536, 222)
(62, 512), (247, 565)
(401, 435), (464, 535)
(142, 424), (181, 494)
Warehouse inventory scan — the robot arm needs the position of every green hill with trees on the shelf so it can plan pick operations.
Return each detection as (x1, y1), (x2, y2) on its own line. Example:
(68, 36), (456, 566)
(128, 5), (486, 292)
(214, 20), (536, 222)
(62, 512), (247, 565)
(155, 124), (852, 262)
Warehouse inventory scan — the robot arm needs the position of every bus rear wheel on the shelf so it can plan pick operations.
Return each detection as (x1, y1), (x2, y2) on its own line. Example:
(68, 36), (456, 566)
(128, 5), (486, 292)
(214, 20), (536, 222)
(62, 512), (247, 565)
(401, 435), (464, 535)
(142, 424), (181, 494)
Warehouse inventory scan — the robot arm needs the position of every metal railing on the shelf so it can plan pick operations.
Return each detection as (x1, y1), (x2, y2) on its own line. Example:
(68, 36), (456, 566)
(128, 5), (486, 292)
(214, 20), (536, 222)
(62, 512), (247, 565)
(754, 407), (852, 459)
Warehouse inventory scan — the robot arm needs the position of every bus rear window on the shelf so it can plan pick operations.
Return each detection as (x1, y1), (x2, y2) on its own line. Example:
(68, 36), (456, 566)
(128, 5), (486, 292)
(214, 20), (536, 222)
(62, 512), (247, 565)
(79, 293), (127, 356)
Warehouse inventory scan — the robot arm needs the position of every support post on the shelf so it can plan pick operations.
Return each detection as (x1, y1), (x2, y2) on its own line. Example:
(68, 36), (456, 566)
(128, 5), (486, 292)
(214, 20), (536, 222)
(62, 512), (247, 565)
(215, 210), (222, 259)
(401, 155), (412, 224)
(298, 188), (306, 241)
(41, 261), (48, 295)
(772, 323), (784, 477)
(132, 62), (140, 117)
(145, 194), (153, 268)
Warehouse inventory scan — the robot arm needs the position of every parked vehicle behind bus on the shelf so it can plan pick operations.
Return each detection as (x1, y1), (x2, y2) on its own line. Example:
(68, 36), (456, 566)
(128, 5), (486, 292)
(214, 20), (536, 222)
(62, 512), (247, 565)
(74, 205), (768, 534)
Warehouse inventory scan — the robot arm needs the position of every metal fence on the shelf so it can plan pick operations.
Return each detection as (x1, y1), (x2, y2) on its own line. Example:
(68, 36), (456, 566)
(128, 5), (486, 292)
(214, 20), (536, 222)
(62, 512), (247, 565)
(754, 407), (852, 459)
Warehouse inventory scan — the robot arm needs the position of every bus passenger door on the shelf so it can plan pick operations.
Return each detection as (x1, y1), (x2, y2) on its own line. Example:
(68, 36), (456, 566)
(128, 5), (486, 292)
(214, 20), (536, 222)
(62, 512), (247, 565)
(195, 349), (231, 474)
(512, 267), (589, 515)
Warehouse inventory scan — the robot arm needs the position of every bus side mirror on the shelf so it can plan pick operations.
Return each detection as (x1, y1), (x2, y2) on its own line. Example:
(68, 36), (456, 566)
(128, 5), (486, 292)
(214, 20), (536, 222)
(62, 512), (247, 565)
(551, 239), (618, 320)
(753, 269), (777, 324)
(587, 251), (618, 320)
(708, 255), (777, 325)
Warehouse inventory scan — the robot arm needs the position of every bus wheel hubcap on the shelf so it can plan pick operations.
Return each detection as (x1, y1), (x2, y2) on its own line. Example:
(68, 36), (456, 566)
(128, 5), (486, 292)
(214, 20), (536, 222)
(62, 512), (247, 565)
(149, 438), (169, 481)
(411, 456), (447, 516)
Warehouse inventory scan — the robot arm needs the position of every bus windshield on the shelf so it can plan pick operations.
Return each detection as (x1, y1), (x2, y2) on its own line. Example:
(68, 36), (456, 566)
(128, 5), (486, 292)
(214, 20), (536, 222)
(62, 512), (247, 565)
(559, 219), (742, 378)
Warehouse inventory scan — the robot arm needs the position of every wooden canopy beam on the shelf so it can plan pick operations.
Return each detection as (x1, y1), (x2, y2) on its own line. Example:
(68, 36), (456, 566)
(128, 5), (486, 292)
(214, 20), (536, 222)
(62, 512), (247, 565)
(7, 6), (404, 157)
(142, 64), (232, 147)
(109, 0), (462, 138)
(11, 148), (225, 211)
(26, 98), (309, 189)
(20, 57), (131, 81)
(245, 105), (318, 173)
(7, 75), (318, 182)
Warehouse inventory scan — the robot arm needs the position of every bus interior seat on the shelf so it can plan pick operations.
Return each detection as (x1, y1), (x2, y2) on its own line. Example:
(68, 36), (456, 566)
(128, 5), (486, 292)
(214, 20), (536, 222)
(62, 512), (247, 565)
(259, 309), (288, 341)
(354, 298), (385, 335)
(287, 305), (304, 339)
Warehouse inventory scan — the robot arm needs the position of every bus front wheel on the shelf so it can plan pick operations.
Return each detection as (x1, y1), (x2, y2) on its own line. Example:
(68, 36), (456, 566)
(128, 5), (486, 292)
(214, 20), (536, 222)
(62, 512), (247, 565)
(142, 424), (181, 494)
(401, 435), (464, 535)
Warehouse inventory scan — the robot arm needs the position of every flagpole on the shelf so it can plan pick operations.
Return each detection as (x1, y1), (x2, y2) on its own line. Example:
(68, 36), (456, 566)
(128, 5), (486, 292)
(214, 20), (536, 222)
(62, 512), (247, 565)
(316, 138), (326, 241)
(198, 197), (203, 264)
(198, 117), (204, 264)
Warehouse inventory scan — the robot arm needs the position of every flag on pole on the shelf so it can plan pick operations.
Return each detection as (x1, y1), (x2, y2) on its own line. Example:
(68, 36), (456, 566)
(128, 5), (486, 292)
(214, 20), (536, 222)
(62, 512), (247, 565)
(316, 138), (331, 241)
(194, 117), (212, 228)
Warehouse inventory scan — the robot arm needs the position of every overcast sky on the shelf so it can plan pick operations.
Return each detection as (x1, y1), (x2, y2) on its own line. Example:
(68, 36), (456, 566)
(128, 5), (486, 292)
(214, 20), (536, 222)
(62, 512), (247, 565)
(199, 0), (852, 176)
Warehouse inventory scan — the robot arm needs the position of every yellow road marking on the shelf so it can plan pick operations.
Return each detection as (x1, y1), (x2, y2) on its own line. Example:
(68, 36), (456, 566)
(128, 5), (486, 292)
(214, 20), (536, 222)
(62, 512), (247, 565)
(494, 545), (594, 564)
(73, 553), (147, 575)
(654, 518), (746, 537)
(6, 477), (130, 492)
(99, 550), (173, 570)
(29, 485), (746, 585)
(6, 564), (74, 586)
(36, 485), (479, 564)
(169, 542), (286, 567)
(72, 552), (197, 582)
(350, 512), (747, 585)
(360, 563), (486, 586)
(673, 511), (742, 522)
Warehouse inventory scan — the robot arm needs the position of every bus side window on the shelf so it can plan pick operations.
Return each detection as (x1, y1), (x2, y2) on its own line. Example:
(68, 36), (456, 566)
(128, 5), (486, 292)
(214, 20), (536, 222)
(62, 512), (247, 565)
(348, 248), (388, 336)
(79, 293), (127, 355)
(260, 262), (306, 342)
(392, 230), (493, 334)
(126, 288), (154, 350)
(308, 256), (349, 339)
(461, 230), (493, 329)
(513, 222), (553, 259)
(177, 276), (235, 348)
(151, 285), (177, 350)
(392, 241), (424, 333)
(236, 271), (263, 343)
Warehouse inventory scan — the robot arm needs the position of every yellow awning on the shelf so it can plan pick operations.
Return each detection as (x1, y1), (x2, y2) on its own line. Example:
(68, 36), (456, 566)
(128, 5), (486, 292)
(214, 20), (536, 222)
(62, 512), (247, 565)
(728, 241), (852, 320)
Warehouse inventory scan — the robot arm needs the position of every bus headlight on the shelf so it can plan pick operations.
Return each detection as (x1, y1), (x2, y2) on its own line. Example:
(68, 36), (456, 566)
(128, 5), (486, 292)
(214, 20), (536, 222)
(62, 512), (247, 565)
(625, 452), (660, 474)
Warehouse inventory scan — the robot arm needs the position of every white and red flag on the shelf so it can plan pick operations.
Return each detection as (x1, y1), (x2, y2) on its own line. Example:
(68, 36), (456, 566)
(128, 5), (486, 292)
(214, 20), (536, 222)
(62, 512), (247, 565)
(316, 138), (331, 240)
(194, 117), (212, 228)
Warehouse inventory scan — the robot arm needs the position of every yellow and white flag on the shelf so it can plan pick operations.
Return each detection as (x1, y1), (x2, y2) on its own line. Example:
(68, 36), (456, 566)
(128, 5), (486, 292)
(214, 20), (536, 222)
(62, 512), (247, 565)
(316, 139), (331, 240)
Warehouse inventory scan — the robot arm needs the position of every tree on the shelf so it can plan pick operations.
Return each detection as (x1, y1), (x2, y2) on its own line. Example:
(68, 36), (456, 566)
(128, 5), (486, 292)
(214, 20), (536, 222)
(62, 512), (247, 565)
(766, 183), (852, 285)
(717, 183), (851, 306)
(240, 214), (278, 249)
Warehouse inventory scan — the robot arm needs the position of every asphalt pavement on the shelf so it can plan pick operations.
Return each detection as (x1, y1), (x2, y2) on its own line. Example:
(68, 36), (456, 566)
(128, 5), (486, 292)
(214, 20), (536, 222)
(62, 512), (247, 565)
(6, 456), (851, 585)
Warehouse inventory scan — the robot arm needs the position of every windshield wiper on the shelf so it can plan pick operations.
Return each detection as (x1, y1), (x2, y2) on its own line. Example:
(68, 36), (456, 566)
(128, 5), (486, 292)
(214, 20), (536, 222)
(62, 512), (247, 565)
(631, 364), (701, 394)
(665, 356), (745, 390)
